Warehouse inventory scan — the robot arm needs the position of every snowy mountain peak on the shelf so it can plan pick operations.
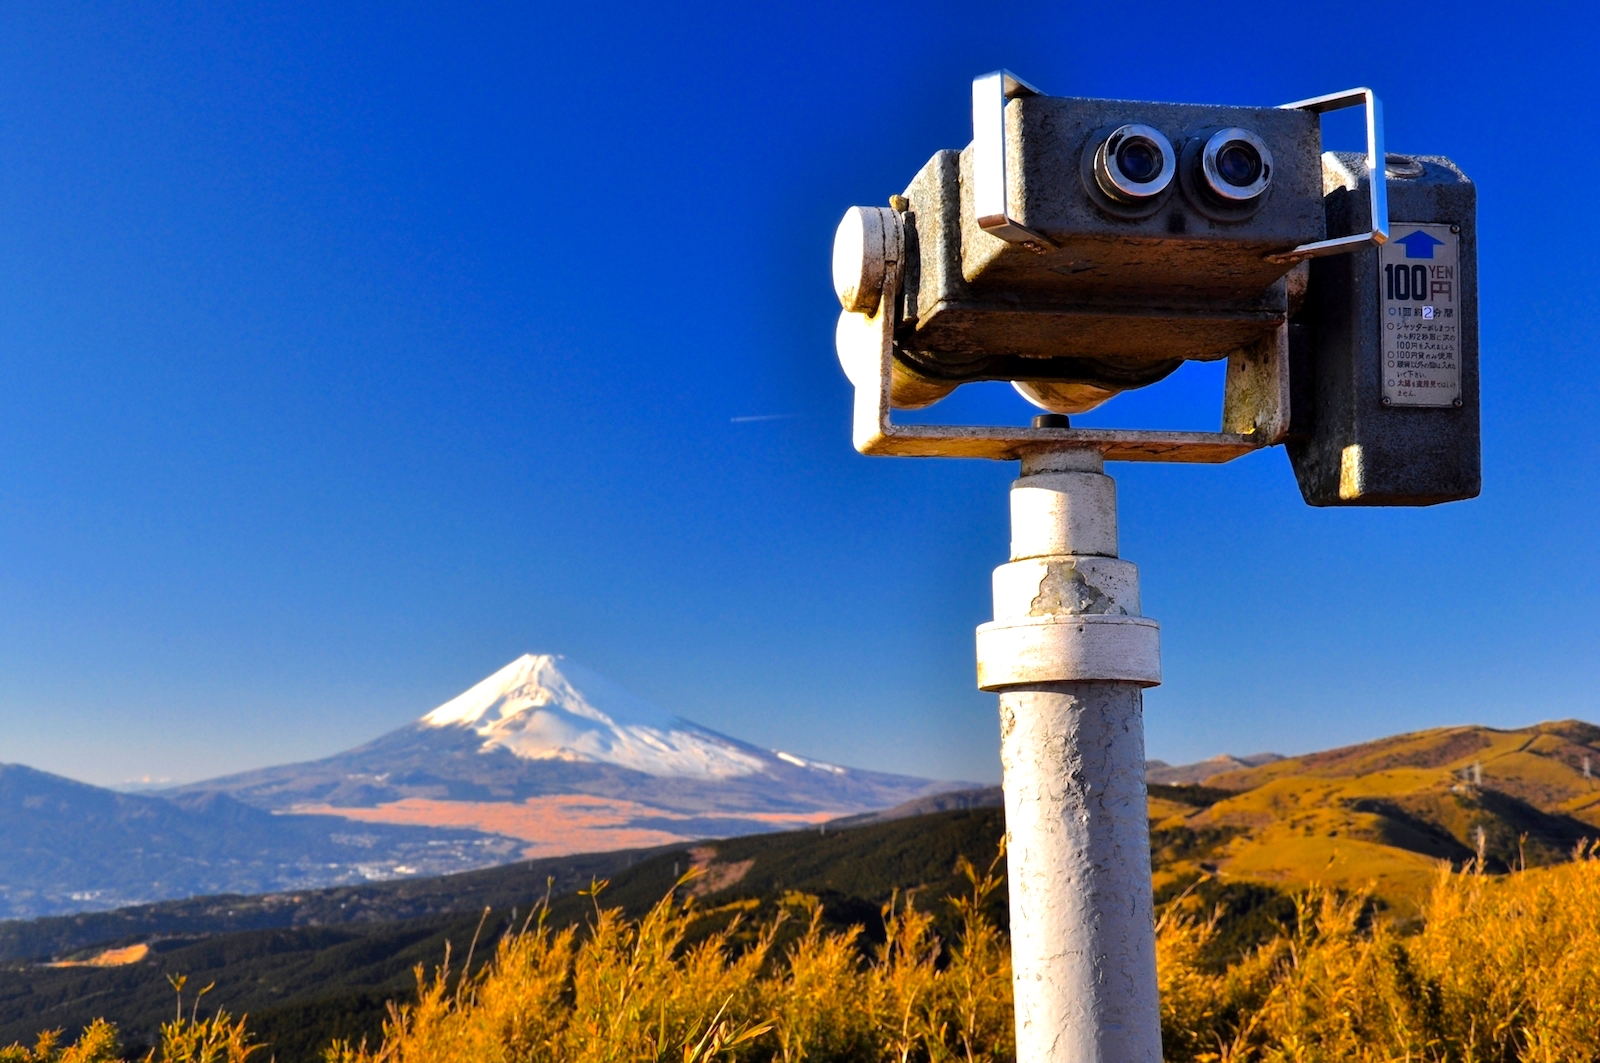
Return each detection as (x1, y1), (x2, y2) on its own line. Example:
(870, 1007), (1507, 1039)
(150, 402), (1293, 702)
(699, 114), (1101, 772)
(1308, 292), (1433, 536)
(420, 654), (768, 781)
(424, 655), (672, 730)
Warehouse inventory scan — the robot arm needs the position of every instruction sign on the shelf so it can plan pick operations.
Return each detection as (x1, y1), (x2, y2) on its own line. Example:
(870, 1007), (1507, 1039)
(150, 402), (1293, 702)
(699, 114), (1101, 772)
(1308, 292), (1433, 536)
(1380, 224), (1461, 408)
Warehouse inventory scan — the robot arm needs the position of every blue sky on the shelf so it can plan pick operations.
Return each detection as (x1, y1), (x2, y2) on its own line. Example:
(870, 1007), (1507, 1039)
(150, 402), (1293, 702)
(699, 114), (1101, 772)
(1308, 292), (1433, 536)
(1, 0), (1595, 787)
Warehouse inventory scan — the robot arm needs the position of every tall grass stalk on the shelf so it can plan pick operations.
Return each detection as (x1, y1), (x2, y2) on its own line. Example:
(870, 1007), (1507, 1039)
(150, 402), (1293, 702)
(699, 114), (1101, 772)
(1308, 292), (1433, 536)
(0, 976), (258, 1063)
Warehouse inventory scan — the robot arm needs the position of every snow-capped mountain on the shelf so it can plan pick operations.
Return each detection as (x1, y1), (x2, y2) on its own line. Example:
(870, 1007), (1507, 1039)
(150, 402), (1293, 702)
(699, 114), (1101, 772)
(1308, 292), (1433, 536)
(421, 655), (773, 780)
(169, 655), (972, 860)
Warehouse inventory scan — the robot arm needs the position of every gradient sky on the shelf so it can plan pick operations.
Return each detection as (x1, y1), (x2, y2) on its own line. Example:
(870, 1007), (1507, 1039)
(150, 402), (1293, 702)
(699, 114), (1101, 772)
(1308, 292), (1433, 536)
(1, 0), (1595, 789)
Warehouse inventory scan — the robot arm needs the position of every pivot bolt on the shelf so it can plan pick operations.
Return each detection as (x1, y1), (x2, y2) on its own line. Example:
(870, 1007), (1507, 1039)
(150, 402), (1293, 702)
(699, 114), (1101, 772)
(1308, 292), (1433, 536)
(832, 206), (903, 315)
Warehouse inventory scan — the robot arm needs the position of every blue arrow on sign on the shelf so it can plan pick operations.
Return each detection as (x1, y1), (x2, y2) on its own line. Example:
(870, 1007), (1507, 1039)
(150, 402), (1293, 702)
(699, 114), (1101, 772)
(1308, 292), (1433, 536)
(1395, 230), (1445, 259)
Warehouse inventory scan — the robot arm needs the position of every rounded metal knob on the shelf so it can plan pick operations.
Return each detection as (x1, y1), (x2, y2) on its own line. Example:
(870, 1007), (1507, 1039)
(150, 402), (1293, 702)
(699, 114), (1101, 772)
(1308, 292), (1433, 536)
(832, 205), (902, 314)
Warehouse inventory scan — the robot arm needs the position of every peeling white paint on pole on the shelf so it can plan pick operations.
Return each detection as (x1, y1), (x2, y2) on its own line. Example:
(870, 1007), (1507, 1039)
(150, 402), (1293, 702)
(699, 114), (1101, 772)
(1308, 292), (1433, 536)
(977, 447), (1163, 1063)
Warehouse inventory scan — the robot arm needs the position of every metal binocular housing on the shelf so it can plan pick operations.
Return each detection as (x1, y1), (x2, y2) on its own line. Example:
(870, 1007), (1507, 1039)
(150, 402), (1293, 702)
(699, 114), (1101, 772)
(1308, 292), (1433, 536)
(833, 74), (1365, 414)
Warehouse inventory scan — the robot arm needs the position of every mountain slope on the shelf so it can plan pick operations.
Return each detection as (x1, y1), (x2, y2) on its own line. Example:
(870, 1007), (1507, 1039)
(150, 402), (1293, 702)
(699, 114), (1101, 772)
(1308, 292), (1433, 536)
(0, 765), (521, 920)
(1148, 720), (1600, 907)
(168, 655), (969, 856)
(0, 807), (1020, 1063)
(0, 845), (677, 965)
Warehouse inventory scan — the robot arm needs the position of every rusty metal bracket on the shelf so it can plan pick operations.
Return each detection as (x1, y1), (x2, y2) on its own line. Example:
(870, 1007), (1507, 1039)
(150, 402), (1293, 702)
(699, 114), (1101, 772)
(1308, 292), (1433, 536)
(837, 263), (1289, 463)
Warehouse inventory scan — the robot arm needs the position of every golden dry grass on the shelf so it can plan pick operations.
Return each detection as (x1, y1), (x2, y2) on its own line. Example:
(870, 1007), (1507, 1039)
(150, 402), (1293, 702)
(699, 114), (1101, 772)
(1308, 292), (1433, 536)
(326, 844), (1600, 1063)
(42, 945), (150, 970)
(1159, 847), (1600, 1061)
(323, 853), (1013, 1063)
(2, 977), (259, 1063)
(1206, 721), (1600, 828)
(1158, 722), (1600, 912)
(14, 845), (1600, 1063)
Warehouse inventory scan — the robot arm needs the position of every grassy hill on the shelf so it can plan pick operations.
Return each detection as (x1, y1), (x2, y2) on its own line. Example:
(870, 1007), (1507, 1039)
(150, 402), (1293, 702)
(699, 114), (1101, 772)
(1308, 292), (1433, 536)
(1153, 720), (1600, 909)
(3, 720), (1597, 1062)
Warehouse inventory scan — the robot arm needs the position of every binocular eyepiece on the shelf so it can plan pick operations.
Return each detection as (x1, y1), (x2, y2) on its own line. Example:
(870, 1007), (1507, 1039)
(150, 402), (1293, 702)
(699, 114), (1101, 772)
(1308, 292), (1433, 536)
(1201, 128), (1272, 202)
(1092, 122), (1274, 210)
(1093, 124), (1175, 202)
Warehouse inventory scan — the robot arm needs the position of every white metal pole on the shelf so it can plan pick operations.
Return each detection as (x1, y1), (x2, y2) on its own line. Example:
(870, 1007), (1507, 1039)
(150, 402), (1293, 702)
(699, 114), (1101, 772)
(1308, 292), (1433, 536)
(975, 446), (1163, 1063)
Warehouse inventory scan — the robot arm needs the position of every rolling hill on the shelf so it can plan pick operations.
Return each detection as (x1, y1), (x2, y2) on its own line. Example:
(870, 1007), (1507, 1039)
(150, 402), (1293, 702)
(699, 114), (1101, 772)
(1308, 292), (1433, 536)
(1148, 719), (1600, 907)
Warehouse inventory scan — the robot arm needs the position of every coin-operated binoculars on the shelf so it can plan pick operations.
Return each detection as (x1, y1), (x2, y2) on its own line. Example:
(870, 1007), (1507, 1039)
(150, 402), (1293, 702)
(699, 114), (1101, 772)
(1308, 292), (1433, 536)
(831, 72), (1478, 1063)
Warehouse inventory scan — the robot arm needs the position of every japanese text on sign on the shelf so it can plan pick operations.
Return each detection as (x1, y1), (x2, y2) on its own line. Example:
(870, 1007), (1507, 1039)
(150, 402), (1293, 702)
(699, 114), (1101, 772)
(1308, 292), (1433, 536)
(1380, 224), (1461, 408)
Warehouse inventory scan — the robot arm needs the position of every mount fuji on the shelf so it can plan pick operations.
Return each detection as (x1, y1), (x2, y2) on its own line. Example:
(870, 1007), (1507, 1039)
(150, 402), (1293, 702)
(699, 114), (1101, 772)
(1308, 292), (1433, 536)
(170, 655), (972, 859)
(421, 655), (795, 780)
